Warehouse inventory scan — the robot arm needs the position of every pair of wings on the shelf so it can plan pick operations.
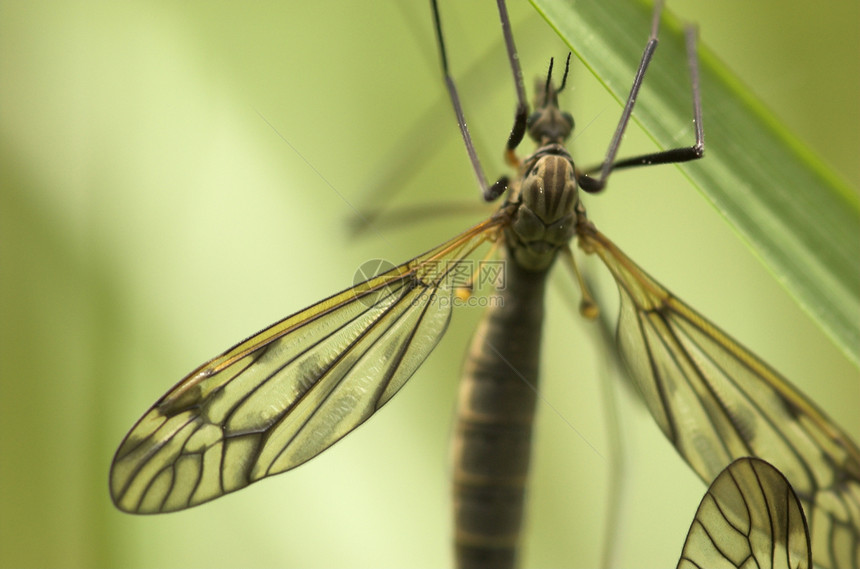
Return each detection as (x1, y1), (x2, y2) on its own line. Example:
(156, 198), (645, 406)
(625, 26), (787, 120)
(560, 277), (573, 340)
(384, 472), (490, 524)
(110, 214), (859, 568)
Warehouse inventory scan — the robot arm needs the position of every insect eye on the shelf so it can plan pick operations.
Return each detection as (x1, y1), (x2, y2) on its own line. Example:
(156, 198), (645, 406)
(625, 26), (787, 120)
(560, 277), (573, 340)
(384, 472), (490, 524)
(526, 111), (542, 129)
(561, 111), (574, 130)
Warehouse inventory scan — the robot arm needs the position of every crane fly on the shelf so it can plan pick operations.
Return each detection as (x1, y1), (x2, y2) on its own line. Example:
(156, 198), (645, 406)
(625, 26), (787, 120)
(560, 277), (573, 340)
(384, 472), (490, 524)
(110, 1), (860, 567)
(677, 457), (811, 569)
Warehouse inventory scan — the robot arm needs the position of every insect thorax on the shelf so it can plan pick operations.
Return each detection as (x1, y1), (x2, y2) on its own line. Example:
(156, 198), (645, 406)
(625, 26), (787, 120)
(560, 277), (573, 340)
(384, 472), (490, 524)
(506, 147), (579, 271)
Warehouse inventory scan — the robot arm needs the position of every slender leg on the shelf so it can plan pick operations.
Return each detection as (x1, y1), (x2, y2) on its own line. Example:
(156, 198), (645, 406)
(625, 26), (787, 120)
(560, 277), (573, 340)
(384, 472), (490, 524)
(578, 1), (704, 193)
(430, 0), (530, 201)
(494, 0), (529, 168)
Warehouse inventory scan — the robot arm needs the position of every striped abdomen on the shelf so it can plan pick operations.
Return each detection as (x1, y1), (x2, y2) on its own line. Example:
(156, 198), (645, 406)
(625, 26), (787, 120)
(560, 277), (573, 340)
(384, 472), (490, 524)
(452, 259), (548, 568)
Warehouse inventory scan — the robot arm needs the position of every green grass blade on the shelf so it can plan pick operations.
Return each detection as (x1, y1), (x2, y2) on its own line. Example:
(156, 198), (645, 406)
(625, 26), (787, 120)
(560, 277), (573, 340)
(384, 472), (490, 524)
(532, 0), (860, 365)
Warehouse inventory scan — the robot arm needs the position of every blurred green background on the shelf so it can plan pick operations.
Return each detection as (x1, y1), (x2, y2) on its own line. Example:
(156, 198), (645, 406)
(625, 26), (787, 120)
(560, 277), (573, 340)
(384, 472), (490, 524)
(1, 1), (857, 568)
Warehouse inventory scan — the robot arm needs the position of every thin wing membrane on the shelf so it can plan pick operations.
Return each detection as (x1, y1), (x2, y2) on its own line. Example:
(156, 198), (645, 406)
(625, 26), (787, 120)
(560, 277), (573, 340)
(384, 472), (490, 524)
(677, 457), (810, 569)
(110, 217), (501, 514)
(581, 227), (860, 569)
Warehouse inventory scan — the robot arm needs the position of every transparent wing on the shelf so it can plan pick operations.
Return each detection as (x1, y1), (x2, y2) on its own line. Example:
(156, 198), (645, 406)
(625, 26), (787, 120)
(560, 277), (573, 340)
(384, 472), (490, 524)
(110, 217), (502, 514)
(677, 457), (810, 569)
(580, 227), (860, 569)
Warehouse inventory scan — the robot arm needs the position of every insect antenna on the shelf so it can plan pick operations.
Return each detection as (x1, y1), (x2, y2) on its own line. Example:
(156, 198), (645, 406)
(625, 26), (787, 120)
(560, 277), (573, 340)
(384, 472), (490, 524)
(556, 53), (572, 95)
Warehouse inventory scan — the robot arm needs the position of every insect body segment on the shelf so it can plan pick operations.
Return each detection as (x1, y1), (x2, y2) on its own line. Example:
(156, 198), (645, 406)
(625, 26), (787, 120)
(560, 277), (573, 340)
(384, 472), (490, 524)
(451, 62), (586, 566)
(506, 79), (580, 272)
(452, 260), (547, 567)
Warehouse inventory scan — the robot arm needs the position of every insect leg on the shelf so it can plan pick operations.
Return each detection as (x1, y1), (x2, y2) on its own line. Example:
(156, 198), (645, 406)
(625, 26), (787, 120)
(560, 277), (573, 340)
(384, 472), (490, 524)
(579, 1), (704, 193)
(430, 0), (528, 202)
